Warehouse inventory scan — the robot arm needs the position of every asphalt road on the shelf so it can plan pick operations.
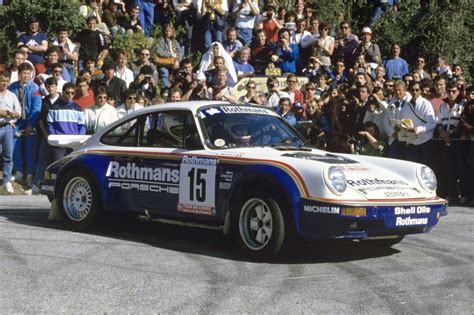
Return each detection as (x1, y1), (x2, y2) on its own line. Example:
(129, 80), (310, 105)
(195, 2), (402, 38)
(0, 196), (473, 313)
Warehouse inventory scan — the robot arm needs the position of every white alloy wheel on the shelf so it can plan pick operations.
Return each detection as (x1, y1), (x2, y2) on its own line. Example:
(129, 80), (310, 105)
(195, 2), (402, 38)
(239, 197), (274, 251)
(63, 177), (93, 221)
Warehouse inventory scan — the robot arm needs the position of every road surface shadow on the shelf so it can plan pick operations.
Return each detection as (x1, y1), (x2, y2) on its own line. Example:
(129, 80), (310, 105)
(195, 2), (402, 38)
(1, 207), (400, 264)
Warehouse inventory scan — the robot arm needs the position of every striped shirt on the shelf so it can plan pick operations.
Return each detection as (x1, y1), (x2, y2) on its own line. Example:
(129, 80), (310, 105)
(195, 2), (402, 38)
(47, 99), (86, 135)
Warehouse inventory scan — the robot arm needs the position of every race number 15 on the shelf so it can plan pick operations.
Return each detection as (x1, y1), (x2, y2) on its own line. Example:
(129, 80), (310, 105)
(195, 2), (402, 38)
(179, 159), (216, 209)
(188, 168), (206, 202)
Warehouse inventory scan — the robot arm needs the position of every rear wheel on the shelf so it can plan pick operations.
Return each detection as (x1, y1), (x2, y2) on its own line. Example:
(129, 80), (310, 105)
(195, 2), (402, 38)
(57, 171), (101, 231)
(232, 192), (285, 258)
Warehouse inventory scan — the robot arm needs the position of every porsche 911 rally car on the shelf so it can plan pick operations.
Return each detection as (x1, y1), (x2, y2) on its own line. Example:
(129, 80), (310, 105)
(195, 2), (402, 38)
(40, 101), (447, 257)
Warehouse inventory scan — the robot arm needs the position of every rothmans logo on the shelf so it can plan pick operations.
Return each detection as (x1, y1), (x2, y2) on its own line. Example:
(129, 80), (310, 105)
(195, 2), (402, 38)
(106, 161), (179, 183)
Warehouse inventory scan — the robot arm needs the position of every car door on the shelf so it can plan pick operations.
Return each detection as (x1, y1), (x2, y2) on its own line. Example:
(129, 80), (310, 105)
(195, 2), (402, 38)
(135, 109), (219, 219)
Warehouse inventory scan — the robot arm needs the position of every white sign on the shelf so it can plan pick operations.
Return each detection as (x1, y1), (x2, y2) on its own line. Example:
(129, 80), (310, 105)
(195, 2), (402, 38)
(178, 156), (218, 215)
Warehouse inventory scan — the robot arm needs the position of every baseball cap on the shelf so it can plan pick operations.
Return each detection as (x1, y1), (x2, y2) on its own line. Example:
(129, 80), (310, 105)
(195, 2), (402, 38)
(362, 27), (372, 34)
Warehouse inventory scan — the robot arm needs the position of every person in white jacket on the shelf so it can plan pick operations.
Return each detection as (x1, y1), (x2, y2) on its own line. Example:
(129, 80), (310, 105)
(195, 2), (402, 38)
(85, 86), (119, 134)
(383, 80), (436, 164)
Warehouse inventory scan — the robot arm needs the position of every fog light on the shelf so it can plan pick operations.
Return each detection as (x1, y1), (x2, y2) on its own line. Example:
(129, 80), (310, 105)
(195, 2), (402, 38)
(342, 207), (367, 217)
(44, 171), (50, 180)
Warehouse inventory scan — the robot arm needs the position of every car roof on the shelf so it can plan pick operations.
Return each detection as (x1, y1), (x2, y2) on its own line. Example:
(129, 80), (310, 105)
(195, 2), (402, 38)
(136, 100), (233, 115)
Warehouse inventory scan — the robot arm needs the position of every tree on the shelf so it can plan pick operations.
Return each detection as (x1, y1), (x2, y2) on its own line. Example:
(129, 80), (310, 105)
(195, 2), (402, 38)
(0, 0), (85, 63)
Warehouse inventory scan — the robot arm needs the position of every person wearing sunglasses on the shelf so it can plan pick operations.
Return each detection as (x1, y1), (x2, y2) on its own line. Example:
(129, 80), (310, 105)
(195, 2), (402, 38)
(85, 86), (118, 134)
(46, 82), (86, 161)
(116, 89), (144, 120)
(436, 81), (469, 205)
(238, 80), (262, 105)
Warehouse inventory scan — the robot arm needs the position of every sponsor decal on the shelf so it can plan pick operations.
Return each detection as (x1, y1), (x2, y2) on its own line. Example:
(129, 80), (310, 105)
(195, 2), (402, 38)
(395, 216), (428, 226)
(339, 165), (370, 171)
(181, 155), (218, 166)
(106, 161), (179, 182)
(303, 205), (340, 214)
(282, 152), (357, 164)
(384, 191), (409, 198)
(394, 206), (431, 215)
(347, 178), (408, 187)
(219, 182), (232, 189)
(177, 203), (215, 215)
(41, 184), (54, 192)
(220, 106), (273, 115)
(200, 106), (273, 117)
(178, 156), (218, 215)
(105, 161), (179, 193)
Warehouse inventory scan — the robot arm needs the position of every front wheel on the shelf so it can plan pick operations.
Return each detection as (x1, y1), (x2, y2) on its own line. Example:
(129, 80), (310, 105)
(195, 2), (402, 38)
(57, 171), (101, 231)
(232, 193), (286, 258)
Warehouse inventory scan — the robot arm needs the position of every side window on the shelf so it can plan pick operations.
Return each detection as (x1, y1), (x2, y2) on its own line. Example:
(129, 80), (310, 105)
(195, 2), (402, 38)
(141, 110), (203, 150)
(100, 116), (141, 147)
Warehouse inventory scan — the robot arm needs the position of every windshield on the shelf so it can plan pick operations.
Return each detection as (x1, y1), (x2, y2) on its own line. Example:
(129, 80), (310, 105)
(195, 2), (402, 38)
(199, 105), (306, 149)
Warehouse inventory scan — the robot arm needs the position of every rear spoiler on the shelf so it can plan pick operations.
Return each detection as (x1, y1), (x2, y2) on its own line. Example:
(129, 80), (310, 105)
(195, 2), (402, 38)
(48, 135), (91, 150)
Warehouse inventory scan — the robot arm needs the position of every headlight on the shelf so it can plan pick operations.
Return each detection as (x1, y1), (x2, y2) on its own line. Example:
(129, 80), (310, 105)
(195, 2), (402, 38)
(325, 166), (347, 195)
(417, 166), (437, 192)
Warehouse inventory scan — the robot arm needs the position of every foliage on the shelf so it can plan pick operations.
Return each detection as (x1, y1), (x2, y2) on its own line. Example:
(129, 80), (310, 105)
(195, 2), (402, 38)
(0, 0), (85, 61)
(372, 0), (473, 81)
(110, 31), (154, 61)
(305, 0), (473, 81)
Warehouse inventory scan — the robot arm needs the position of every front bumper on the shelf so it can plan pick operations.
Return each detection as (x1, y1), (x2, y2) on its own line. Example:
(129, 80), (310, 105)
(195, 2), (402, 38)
(39, 179), (55, 197)
(299, 197), (447, 239)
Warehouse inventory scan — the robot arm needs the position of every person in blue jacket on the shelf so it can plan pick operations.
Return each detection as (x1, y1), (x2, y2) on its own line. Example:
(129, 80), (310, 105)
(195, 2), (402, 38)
(272, 28), (299, 74)
(8, 62), (42, 188)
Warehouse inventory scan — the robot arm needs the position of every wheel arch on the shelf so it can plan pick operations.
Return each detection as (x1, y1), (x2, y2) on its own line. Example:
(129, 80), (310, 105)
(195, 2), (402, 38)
(55, 162), (104, 209)
(224, 172), (299, 236)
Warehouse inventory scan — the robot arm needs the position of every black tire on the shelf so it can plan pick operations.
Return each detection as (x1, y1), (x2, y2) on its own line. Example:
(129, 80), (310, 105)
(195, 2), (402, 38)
(47, 194), (54, 203)
(361, 236), (405, 247)
(231, 192), (286, 259)
(57, 170), (101, 231)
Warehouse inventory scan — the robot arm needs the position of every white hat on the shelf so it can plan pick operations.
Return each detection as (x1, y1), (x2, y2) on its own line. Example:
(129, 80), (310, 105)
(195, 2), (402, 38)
(362, 27), (372, 34)
(279, 92), (291, 100)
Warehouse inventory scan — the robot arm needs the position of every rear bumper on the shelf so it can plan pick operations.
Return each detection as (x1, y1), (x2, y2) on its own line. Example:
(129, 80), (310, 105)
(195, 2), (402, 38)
(298, 197), (447, 239)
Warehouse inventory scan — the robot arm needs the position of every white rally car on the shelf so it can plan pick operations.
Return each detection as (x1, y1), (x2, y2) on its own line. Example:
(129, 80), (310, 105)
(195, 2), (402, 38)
(41, 101), (447, 257)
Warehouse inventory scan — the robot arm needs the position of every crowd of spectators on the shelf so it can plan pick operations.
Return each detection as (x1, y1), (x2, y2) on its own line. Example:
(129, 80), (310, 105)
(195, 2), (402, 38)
(0, 0), (473, 206)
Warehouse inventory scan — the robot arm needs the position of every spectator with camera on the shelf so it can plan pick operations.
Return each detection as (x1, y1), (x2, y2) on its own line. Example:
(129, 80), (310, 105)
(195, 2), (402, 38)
(131, 48), (158, 82)
(129, 65), (157, 104)
(262, 5), (283, 44)
(354, 121), (386, 157)
(272, 28), (299, 74)
(238, 80), (262, 105)
(52, 27), (78, 84)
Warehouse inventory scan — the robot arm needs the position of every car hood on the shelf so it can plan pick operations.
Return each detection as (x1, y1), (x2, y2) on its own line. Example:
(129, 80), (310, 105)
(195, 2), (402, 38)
(215, 147), (433, 201)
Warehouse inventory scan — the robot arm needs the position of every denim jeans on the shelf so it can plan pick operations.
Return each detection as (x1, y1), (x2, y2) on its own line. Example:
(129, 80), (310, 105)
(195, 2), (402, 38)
(34, 136), (52, 185)
(13, 130), (38, 177)
(237, 27), (253, 46)
(136, 0), (155, 37)
(158, 66), (170, 89)
(0, 125), (14, 183)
